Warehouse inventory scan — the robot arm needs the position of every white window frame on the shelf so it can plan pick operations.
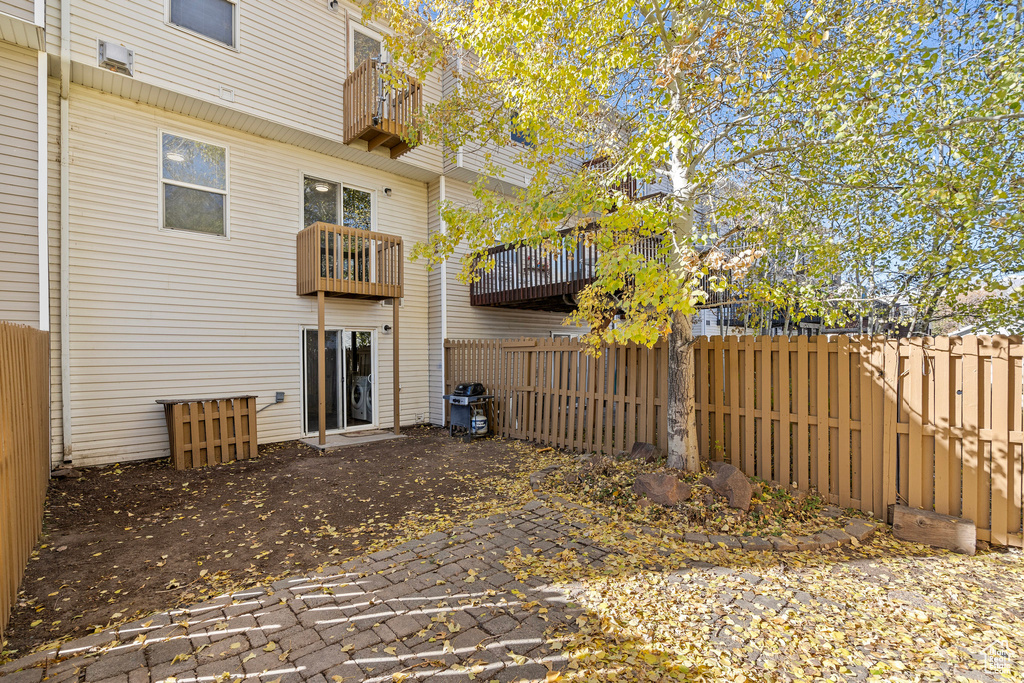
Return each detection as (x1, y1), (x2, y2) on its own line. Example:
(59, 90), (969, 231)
(165, 0), (240, 51)
(299, 173), (377, 232)
(348, 20), (385, 72)
(159, 130), (231, 239)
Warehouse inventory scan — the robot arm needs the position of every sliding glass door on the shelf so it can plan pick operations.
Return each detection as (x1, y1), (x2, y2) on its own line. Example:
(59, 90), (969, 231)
(303, 328), (376, 434)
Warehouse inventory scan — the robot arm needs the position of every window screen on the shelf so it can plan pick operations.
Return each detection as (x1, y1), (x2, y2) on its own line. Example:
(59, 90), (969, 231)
(170, 0), (235, 47)
(162, 133), (228, 235)
(351, 28), (381, 67)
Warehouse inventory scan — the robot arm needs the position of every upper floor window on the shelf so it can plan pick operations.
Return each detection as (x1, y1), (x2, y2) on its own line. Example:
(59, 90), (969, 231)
(510, 112), (534, 147)
(349, 22), (383, 69)
(303, 176), (372, 231)
(169, 0), (237, 48)
(162, 133), (228, 236)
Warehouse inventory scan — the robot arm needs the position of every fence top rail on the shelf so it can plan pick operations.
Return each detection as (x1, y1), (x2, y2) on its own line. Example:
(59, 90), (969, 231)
(446, 334), (1023, 355)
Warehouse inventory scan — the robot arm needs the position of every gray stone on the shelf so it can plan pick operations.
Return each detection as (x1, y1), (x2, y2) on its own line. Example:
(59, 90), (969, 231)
(293, 645), (349, 675)
(771, 536), (799, 552)
(794, 536), (819, 551)
(844, 520), (878, 542)
(632, 473), (691, 505)
(84, 650), (146, 682)
(702, 463), (753, 511)
(683, 532), (710, 545)
(811, 532), (841, 549)
(708, 535), (742, 550)
(740, 537), (773, 552)
(0, 670), (43, 683)
(823, 528), (855, 544)
(385, 613), (422, 639)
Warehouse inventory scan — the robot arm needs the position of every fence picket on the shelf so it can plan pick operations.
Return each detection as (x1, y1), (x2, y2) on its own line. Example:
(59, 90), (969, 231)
(444, 335), (1024, 547)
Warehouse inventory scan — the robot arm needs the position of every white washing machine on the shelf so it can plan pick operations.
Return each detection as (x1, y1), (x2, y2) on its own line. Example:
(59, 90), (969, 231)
(349, 375), (373, 422)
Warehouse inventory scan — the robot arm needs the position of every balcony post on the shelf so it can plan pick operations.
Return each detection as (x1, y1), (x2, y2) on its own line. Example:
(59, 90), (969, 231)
(318, 290), (326, 446)
(392, 242), (403, 435)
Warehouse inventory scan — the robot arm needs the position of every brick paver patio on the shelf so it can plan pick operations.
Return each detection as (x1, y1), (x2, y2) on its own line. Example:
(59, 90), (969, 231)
(1, 495), (1009, 682)
(0, 500), (604, 683)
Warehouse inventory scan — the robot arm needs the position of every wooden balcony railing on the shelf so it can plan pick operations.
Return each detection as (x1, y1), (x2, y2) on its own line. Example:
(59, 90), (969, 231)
(297, 222), (404, 299)
(470, 235), (661, 311)
(470, 233), (755, 311)
(343, 58), (422, 159)
(583, 157), (638, 199)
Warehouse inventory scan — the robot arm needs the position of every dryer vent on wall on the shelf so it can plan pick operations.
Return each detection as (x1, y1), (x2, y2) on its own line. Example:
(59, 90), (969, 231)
(98, 40), (134, 76)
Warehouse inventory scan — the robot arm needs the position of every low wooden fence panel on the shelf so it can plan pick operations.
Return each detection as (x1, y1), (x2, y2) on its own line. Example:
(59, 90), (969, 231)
(0, 322), (50, 639)
(445, 337), (669, 454)
(158, 397), (258, 470)
(446, 334), (1023, 548)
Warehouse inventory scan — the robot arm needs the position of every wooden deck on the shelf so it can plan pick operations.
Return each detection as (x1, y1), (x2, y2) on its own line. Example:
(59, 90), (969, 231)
(296, 222), (404, 299)
(343, 59), (422, 159)
(470, 232), (748, 313)
(470, 235), (660, 311)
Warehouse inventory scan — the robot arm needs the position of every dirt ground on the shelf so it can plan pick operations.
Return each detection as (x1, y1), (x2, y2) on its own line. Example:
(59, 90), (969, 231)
(2, 427), (560, 659)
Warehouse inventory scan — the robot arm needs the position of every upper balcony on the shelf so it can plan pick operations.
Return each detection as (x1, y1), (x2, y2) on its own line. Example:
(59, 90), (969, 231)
(470, 230), (749, 313)
(343, 59), (423, 160)
(297, 222), (404, 300)
(470, 234), (661, 312)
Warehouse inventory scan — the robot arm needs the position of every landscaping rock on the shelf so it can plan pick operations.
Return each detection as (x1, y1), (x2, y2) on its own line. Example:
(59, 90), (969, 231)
(632, 473), (691, 506)
(702, 463), (753, 511)
(50, 467), (83, 479)
(771, 536), (799, 552)
(628, 441), (660, 463)
(741, 537), (773, 552)
(843, 520), (877, 542)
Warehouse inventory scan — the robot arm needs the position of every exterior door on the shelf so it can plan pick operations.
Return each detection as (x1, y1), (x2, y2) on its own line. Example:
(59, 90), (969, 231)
(303, 328), (342, 434)
(303, 328), (377, 434)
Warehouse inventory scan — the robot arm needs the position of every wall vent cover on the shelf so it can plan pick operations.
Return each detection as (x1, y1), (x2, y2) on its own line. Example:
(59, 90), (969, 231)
(98, 40), (134, 76)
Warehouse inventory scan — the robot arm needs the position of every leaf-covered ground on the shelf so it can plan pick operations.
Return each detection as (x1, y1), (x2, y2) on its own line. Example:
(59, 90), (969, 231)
(519, 469), (1024, 682)
(1, 428), (576, 662)
(550, 456), (874, 539)
(6, 438), (1023, 683)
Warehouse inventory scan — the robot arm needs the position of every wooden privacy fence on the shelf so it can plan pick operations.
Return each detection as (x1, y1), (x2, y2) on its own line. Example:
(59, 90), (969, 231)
(0, 322), (50, 639)
(157, 397), (258, 470)
(445, 337), (669, 454)
(696, 335), (1024, 548)
(446, 334), (1024, 548)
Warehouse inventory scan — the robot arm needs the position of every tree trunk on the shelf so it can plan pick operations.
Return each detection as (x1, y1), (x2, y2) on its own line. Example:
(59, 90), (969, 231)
(666, 310), (700, 471)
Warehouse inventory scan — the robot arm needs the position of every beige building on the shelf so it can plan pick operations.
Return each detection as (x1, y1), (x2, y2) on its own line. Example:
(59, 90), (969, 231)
(1, 0), (586, 467)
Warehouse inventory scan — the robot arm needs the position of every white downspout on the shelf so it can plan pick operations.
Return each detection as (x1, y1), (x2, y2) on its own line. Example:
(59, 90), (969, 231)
(59, 0), (72, 462)
(438, 175), (447, 423)
(36, 50), (48, 331)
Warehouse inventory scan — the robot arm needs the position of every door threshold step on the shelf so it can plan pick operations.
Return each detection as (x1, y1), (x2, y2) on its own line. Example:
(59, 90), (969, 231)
(301, 431), (406, 451)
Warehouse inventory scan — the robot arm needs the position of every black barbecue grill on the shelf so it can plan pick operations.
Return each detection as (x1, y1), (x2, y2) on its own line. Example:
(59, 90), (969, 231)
(443, 383), (494, 442)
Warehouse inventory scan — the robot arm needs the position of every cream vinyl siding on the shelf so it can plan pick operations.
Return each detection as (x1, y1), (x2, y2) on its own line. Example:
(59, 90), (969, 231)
(64, 87), (429, 466)
(439, 57), (533, 189)
(63, 0), (442, 174)
(442, 179), (585, 339)
(426, 177), (444, 425)
(0, 0), (33, 22)
(0, 42), (40, 326)
(431, 178), (586, 422)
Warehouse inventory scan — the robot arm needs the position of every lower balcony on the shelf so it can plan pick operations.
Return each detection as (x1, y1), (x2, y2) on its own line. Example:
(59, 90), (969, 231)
(297, 222), (404, 299)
